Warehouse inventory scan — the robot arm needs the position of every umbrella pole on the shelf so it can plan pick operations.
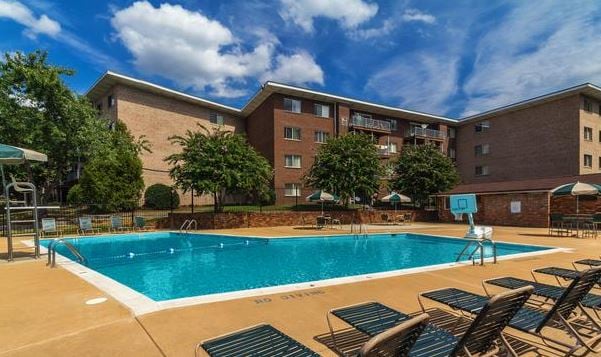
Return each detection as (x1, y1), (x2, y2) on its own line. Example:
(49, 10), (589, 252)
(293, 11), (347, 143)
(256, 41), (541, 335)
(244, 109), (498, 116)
(321, 201), (324, 216)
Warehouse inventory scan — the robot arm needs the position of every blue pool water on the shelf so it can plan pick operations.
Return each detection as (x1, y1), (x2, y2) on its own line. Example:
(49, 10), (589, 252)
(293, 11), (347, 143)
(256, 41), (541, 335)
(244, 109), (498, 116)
(42, 233), (550, 301)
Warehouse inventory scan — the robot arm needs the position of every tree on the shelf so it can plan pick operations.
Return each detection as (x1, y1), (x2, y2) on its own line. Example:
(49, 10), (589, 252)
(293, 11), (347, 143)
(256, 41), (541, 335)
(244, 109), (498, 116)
(391, 144), (459, 205)
(0, 50), (130, 201)
(304, 133), (381, 206)
(145, 183), (179, 209)
(166, 125), (273, 213)
(73, 122), (146, 212)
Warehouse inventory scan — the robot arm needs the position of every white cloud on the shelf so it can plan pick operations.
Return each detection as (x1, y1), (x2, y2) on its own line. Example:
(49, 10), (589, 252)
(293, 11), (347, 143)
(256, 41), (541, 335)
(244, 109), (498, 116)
(279, 0), (378, 33)
(111, 1), (324, 97)
(401, 9), (436, 24)
(261, 51), (324, 85)
(366, 53), (458, 115)
(462, 1), (601, 116)
(0, 0), (61, 38)
(349, 18), (396, 40)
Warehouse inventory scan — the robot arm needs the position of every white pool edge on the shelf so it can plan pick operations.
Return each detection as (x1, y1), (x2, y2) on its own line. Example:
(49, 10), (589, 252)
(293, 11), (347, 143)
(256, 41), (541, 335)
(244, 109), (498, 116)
(35, 235), (572, 316)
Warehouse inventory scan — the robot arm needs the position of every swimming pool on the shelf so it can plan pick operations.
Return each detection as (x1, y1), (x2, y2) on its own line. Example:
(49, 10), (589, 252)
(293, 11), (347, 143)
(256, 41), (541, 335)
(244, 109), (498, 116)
(43, 232), (554, 307)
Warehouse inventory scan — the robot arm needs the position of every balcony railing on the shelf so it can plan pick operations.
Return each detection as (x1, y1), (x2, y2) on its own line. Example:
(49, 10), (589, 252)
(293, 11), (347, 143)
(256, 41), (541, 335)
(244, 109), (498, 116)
(350, 114), (391, 132)
(406, 127), (447, 139)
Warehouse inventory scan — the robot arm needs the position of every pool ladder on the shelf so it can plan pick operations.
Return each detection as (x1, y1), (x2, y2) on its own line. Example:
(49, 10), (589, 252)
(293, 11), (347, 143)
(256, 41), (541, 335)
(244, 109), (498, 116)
(46, 239), (87, 268)
(456, 238), (497, 266)
(351, 221), (369, 239)
(179, 219), (197, 233)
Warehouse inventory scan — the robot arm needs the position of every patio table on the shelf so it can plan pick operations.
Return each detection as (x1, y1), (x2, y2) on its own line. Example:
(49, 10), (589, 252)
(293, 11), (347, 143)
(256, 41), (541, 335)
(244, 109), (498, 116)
(563, 214), (593, 238)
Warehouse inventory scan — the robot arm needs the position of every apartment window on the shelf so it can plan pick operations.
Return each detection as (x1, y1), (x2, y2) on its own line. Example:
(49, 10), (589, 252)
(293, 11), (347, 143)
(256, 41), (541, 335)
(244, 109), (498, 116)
(284, 98), (301, 113)
(475, 165), (489, 176)
(284, 154), (301, 168)
(314, 131), (329, 143)
(284, 127), (301, 140)
(96, 102), (102, 112)
(388, 119), (398, 131)
(474, 144), (490, 156)
(389, 142), (398, 154)
(107, 95), (115, 108)
(448, 147), (456, 159)
(584, 127), (593, 141)
(284, 183), (301, 197)
(584, 98), (593, 112)
(210, 112), (224, 125)
(474, 120), (490, 132)
(314, 103), (330, 118)
(599, 157), (601, 169)
(599, 130), (601, 142)
(448, 127), (456, 139)
(584, 154), (593, 168)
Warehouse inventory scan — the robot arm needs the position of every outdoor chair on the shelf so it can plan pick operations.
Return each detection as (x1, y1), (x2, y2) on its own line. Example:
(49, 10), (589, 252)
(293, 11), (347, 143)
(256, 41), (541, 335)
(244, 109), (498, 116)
(380, 213), (393, 225)
(41, 218), (61, 238)
(328, 286), (533, 357)
(134, 216), (154, 231)
(532, 266), (601, 289)
(77, 216), (100, 235)
(549, 213), (570, 236)
(592, 213), (601, 237)
(197, 323), (320, 357)
(404, 213), (413, 224)
(109, 215), (129, 233)
(574, 258), (601, 270)
(394, 214), (406, 225)
(419, 268), (601, 355)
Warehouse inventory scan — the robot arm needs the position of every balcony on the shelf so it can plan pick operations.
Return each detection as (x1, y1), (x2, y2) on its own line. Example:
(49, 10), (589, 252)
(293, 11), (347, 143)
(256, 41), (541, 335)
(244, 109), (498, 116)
(405, 127), (447, 140)
(350, 114), (391, 132)
(376, 145), (390, 157)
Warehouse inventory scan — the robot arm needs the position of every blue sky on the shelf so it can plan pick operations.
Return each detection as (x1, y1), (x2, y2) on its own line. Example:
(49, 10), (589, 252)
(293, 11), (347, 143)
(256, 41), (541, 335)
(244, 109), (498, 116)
(1, 0), (601, 118)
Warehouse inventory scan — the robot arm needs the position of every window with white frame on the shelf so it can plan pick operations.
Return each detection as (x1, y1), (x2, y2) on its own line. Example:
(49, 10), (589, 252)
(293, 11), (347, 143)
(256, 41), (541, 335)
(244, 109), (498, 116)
(284, 98), (301, 113)
(284, 183), (302, 197)
(210, 112), (224, 125)
(448, 147), (456, 159)
(475, 165), (489, 176)
(284, 127), (301, 140)
(284, 154), (301, 168)
(584, 154), (593, 168)
(314, 131), (329, 143)
(314, 103), (330, 118)
(584, 98), (593, 112)
(388, 142), (398, 153)
(448, 127), (456, 138)
(475, 120), (490, 132)
(388, 119), (398, 131)
(584, 127), (593, 141)
(474, 143), (490, 156)
(107, 95), (115, 108)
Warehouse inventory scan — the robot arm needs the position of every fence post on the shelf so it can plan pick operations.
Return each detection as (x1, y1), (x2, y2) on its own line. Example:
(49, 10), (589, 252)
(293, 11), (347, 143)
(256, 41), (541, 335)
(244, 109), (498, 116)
(170, 187), (175, 230)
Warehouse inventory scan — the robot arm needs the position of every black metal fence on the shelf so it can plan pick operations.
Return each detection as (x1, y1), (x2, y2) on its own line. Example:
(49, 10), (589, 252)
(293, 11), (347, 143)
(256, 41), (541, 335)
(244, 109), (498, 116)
(1, 203), (170, 237)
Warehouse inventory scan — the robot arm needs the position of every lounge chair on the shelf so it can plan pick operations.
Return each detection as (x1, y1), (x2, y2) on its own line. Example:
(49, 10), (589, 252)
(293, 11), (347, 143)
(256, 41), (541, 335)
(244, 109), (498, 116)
(197, 323), (320, 357)
(381, 213), (393, 225)
(420, 267), (601, 355)
(134, 216), (153, 231)
(574, 258), (601, 269)
(109, 215), (129, 233)
(41, 217), (61, 238)
(532, 266), (601, 288)
(78, 216), (100, 235)
(327, 286), (533, 357)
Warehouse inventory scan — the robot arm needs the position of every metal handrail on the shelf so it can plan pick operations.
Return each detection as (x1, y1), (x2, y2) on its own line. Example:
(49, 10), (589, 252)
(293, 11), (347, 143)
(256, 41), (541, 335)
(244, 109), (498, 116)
(47, 239), (86, 268)
(406, 127), (447, 139)
(350, 114), (391, 131)
(456, 238), (497, 266)
(179, 219), (197, 233)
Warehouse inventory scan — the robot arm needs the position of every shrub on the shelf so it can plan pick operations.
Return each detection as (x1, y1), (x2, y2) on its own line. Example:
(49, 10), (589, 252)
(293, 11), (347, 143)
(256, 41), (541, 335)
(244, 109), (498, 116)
(66, 184), (83, 204)
(144, 184), (179, 209)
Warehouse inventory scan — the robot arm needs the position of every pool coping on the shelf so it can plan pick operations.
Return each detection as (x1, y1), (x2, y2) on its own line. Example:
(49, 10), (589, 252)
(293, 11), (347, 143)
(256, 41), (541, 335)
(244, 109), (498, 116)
(35, 232), (572, 316)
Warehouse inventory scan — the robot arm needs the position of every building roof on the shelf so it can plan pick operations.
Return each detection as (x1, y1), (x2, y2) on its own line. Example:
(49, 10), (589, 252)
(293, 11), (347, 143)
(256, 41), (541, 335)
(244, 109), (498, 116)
(461, 83), (601, 123)
(85, 71), (242, 116)
(441, 174), (601, 195)
(240, 81), (458, 124)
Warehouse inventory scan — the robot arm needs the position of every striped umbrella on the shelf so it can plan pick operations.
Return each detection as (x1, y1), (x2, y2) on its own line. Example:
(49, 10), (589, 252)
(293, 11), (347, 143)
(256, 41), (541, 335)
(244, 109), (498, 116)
(551, 181), (601, 214)
(381, 192), (411, 212)
(306, 190), (339, 215)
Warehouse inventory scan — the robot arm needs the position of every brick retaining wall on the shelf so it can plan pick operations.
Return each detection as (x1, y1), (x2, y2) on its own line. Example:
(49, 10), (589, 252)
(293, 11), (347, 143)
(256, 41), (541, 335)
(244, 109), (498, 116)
(157, 209), (437, 230)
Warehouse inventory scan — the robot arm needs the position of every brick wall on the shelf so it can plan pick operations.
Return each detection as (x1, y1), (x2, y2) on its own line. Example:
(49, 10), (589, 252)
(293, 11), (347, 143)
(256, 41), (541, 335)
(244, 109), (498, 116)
(438, 192), (550, 227)
(550, 195), (601, 215)
(158, 209), (436, 230)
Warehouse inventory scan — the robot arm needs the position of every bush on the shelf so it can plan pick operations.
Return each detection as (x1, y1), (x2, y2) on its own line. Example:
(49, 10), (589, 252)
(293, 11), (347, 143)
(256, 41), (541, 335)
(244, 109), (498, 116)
(144, 184), (179, 209)
(66, 184), (83, 204)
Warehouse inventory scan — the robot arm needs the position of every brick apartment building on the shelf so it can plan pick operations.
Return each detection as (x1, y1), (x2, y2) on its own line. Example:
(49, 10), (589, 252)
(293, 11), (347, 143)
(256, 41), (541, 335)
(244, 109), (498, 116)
(87, 72), (601, 225)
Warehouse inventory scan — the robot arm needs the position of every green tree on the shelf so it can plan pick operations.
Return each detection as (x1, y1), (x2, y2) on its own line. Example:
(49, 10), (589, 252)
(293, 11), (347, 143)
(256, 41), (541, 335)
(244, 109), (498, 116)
(0, 51), (119, 200)
(304, 133), (381, 206)
(74, 122), (146, 212)
(391, 144), (459, 204)
(145, 183), (179, 209)
(166, 125), (273, 213)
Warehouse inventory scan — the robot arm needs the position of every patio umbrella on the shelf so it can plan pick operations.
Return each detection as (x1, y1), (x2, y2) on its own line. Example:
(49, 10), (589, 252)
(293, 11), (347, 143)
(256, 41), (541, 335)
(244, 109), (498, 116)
(0, 144), (48, 193)
(551, 181), (601, 214)
(306, 190), (339, 215)
(381, 192), (411, 212)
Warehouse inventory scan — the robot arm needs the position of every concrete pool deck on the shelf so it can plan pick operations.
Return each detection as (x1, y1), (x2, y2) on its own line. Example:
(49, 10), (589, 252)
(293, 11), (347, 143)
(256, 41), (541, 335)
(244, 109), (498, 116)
(0, 223), (600, 356)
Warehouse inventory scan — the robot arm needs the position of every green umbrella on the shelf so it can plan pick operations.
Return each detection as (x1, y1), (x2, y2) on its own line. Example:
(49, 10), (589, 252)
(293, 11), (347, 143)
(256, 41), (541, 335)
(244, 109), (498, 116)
(551, 181), (601, 214)
(381, 192), (411, 212)
(306, 190), (339, 215)
(0, 144), (48, 193)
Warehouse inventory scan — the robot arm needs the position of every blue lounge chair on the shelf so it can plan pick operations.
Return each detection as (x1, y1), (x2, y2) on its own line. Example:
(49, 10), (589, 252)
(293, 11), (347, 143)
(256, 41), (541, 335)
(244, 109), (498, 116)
(420, 267), (601, 356)
(198, 324), (319, 357)
(327, 285), (533, 357)
(78, 216), (100, 235)
(41, 218), (61, 237)
(109, 215), (129, 233)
